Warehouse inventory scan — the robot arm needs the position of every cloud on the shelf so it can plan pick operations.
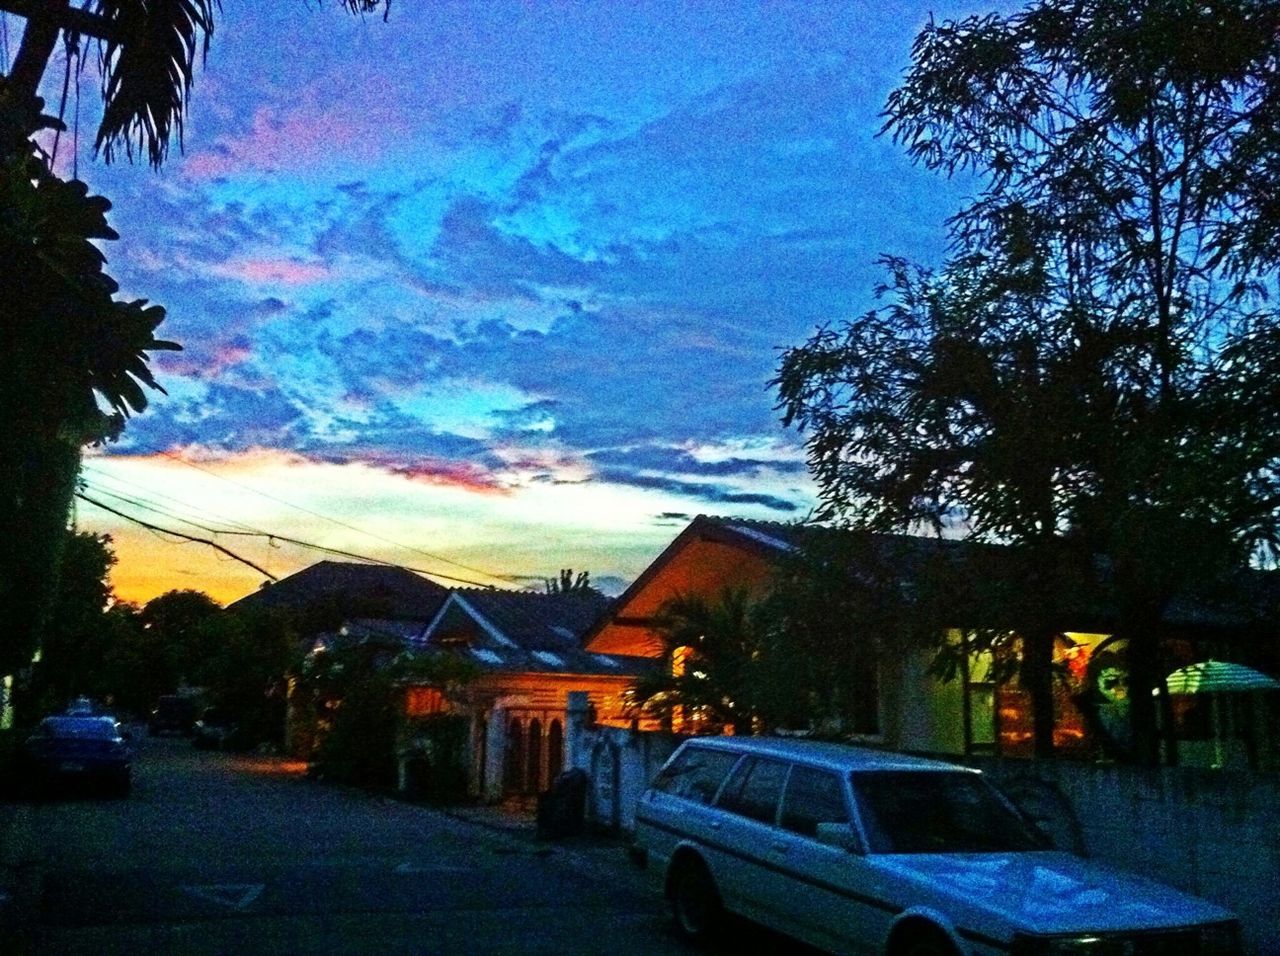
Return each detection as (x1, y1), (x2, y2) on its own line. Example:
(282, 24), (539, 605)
(593, 468), (799, 513)
(588, 445), (806, 480)
(206, 257), (334, 286)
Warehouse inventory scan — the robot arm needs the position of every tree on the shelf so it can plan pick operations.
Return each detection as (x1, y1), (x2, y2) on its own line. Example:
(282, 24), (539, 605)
(128, 589), (223, 696)
(0, 0), (392, 712)
(776, 0), (1280, 762)
(22, 530), (119, 714)
(544, 569), (597, 594)
(624, 588), (775, 735)
(191, 609), (296, 746)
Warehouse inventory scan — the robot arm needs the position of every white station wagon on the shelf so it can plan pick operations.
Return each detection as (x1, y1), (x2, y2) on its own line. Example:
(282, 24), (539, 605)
(632, 737), (1240, 956)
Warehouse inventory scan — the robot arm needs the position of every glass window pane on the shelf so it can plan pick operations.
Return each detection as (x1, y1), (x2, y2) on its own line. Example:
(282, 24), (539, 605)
(652, 747), (741, 805)
(717, 757), (789, 824)
(780, 766), (848, 837)
(851, 770), (1047, 854)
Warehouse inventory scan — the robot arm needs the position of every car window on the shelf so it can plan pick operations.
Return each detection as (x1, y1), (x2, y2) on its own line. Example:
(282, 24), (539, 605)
(780, 765), (849, 837)
(716, 757), (789, 825)
(41, 718), (118, 740)
(651, 747), (741, 805)
(851, 770), (1049, 854)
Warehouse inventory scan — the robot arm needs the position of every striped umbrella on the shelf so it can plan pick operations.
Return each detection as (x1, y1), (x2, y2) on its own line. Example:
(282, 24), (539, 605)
(1163, 660), (1280, 769)
(1164, 660), (1280, 695)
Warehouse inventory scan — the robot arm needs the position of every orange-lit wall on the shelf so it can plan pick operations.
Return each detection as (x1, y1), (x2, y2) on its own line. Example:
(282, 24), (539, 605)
(405, 671), (638, 726)
(587, 537), (776, 656)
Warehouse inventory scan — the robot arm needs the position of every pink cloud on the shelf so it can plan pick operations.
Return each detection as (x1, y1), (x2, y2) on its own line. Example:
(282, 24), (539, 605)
(388, 459), (511, 496)
(208, 257), (332, 286)
(182, 73), (417, 179)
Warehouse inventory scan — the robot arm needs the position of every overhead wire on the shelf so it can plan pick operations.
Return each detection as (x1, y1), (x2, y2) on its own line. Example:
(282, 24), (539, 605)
(75, 489), (512, 590)
(155, 450), (536, 585)
(81, 463), (268, 536)
(77, 493), (280, 582)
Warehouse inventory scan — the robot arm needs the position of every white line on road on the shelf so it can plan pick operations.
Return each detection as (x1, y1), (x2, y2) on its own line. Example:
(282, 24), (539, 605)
(181, 883), (265, 910)
(394, 861), (475, 875)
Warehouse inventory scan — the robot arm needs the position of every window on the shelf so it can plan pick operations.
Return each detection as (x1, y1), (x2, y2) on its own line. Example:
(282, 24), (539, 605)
(717, 757), (789, 825)
(652, 747), (740, 804)
(780, 765), (848, 837)
(851, 770), (1047, 854)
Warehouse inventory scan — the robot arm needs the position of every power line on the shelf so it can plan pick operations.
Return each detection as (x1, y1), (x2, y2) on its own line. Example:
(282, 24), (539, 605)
(77, 493), (280, 582)
(82, 464), (266, 536)
(76, 491), (510, 590)
(155, 451), (530, 586)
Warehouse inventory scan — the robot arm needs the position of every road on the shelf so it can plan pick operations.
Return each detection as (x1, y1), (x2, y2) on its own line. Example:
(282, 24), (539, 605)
(0, 732), (707, 956)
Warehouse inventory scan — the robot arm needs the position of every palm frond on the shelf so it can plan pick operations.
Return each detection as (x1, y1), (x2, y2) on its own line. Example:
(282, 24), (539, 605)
(93, 0), (219, 167)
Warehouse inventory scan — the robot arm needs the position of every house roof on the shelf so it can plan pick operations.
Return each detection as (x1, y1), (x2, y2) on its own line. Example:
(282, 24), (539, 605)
(225, 560), (449, 621)
(421, 589), (650, 676)
(588, 514), (1280, 646)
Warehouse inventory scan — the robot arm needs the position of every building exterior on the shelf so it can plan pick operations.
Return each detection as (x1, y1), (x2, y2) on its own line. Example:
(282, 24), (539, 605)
(402, 588), (654, 801)
(583, 514), (1280, 769)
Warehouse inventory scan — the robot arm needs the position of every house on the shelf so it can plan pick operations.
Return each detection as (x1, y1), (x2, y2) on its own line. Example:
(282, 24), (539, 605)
(226, 561), (450, 756)
(402, 588), (654, 801)
(583, 515), (1280, 769)
(226, 560), (449, 623)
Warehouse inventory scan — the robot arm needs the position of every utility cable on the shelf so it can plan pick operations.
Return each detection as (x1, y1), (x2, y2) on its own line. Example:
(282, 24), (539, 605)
(156, 451), (529, 586)
(75, 491), (508, 590)
(77, 493), (280, 582)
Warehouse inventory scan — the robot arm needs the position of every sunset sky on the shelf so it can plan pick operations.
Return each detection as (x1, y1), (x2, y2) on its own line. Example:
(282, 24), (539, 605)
(30, 1), (977, 604)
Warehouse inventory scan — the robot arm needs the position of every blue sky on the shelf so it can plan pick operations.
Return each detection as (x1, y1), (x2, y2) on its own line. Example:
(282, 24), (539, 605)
(34, 1), (980, 602)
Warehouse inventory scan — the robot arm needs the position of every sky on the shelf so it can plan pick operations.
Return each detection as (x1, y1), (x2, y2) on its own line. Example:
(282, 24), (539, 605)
(22, 1), (980, 605)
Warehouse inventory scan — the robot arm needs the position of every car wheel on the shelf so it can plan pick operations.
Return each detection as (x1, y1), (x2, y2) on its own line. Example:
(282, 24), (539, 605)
(895, 927), (958, 956)
(670, 858), (723, 945)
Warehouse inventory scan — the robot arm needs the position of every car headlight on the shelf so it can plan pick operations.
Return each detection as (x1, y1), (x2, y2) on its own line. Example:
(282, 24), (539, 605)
(1012, 923), (1241, 956)
(1011, 937), (1125, 956)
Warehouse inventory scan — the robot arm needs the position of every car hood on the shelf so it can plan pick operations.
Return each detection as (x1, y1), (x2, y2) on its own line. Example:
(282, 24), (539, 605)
(872, 851), (1233, 934)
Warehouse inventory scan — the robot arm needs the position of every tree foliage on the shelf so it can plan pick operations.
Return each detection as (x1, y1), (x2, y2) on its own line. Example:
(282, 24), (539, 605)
(0, 0), (395, 717)
(775, 0), (1280, 761)
(624, 588), (776, 735)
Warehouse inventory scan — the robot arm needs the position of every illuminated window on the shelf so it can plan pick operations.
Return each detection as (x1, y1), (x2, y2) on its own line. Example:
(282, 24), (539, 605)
(405, 686), (445, 717)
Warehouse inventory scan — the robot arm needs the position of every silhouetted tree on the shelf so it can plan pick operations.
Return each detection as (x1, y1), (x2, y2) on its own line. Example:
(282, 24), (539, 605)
(23, 530), (118, 715)
(777, 0), (1280, 762)
(544, 569), (596, 594)
(0, 0), (393, 715)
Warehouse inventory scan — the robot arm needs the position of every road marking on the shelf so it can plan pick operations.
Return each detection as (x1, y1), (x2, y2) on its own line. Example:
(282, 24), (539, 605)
(181, 883), (264, 910)
(394, 862), (474, 875)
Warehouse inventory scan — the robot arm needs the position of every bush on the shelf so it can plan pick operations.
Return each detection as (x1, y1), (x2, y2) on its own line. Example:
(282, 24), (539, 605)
(312, 675), (399, 789)
(399, 714), (470, 804)
(0, 728), (20, 798)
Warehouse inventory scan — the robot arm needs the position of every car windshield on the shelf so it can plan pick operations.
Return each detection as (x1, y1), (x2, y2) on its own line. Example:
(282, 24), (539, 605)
(851, 770), (1048, 854)
(39, 717), (119, 741)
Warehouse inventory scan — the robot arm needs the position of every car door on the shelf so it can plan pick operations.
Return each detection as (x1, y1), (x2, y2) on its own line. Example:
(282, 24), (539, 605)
(637, 745), (743, 869)
(777, 764), (890, 956)
(710, 756), (796, 931)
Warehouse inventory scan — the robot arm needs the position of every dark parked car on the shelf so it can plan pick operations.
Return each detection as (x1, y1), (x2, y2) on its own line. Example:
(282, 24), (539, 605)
(191, 707), (239, 750)
(149, 695), (197, 736)
(20, 716), (133, 798)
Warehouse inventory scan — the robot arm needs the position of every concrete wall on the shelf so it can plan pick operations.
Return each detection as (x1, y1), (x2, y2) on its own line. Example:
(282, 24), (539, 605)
(564, 696), (1278, 955)
(564, 692), (683, 833)
(972, 757), (1279, 956)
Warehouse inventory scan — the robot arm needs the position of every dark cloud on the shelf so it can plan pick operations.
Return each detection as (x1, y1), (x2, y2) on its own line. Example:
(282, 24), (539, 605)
(594, 468), (799, 513)
(121, 382), (305, 453)
(587, 445), (805, 479)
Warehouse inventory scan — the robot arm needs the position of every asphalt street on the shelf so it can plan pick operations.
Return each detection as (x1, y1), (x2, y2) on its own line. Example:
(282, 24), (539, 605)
(0, 732), (725, 956)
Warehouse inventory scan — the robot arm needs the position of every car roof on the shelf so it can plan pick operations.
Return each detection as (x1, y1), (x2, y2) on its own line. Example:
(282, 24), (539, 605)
(39, 715), (121, 737)
(678, 736), (978, 774)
